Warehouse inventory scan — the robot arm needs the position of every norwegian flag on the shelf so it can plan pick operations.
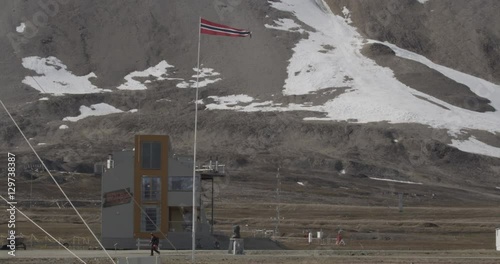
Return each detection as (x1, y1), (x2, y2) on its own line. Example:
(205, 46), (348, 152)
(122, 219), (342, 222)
(200, 18), (251, 37)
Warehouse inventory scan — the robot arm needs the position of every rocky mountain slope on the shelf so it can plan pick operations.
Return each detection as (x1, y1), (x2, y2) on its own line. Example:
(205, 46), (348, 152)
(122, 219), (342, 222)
(1, 0), (500, 205)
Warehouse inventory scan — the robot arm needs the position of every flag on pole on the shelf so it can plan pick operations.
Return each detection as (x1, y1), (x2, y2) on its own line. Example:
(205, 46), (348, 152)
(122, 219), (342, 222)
(191, 17), (251, 263)
(200, 18), (251, 37)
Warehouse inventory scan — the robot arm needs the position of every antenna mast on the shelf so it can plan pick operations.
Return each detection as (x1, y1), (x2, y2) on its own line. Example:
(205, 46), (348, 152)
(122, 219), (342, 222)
(275, 167), (281, 236)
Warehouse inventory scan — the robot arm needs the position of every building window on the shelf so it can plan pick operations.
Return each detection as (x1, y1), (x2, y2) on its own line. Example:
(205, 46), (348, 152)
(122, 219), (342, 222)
(141, 141), (161, 169)
(142, 176), (161, 201)
(141, 206), (160, 232)
(169, 176), (192, 191)
(169, 207), (200, 232)
(169, 176), (200, 191)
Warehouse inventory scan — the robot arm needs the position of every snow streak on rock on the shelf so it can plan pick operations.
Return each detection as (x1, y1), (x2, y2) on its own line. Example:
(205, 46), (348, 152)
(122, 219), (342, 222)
(176, 67), (222, 89)
(117, 60), (180, 90)
(62, 103), (123, 122)
(22, 56), (111, 96)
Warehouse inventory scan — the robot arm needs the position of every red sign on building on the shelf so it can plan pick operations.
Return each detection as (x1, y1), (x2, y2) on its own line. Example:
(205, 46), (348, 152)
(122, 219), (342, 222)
(103, 188), (132, 208)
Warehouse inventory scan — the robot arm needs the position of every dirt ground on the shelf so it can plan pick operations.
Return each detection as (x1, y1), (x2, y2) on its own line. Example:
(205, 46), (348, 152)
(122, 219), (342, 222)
(2, 174), (500, 263)
(2, 249), (500, 264)
(2, 204), (499, 251)
(2, 203), (500, 264)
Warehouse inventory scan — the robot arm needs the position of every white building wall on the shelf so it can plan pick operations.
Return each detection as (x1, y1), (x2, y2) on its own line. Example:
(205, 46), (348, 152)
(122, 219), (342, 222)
(101, 151), (135, 249)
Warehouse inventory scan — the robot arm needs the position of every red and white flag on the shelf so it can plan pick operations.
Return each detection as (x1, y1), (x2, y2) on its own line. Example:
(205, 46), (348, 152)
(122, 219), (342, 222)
(200, 18), (251, 37)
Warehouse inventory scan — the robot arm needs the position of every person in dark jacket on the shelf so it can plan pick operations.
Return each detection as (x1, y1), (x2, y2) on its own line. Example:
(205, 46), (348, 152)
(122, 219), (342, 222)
(150, 233), (160, 256)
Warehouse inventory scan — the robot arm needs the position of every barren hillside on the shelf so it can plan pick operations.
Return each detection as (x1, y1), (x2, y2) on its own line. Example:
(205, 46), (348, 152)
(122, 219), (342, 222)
(0, 0), (499, 208)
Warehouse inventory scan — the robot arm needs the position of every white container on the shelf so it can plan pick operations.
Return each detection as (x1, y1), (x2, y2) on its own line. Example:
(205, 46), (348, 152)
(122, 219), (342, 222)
(317, 231), (323, 239)
(496, 228), (500, 251)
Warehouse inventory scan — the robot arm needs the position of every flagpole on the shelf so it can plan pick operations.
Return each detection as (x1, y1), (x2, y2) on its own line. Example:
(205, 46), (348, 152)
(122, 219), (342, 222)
(192, 16), (201, 264)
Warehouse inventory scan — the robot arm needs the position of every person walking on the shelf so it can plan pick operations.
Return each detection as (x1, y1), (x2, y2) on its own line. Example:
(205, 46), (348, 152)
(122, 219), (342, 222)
(336, 230), (346, 246)
(150, 233), (160, 256)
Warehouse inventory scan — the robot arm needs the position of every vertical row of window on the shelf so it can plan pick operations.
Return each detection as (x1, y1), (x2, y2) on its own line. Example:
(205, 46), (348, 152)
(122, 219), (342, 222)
(142, 177), (161, 200)
(140, 141), (162, 232)
(141, 141), (161, 169)
(169, 176), (200, 191)
(142, 206), (160, 232)
(138, 141), (200, 233)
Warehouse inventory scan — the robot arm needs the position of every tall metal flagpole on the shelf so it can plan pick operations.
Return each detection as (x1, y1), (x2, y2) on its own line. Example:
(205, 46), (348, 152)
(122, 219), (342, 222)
(192, 16), (202, 263)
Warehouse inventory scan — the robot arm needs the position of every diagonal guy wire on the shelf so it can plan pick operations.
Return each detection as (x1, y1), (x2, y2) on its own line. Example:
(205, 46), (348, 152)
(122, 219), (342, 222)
(0, 99), (116, 264)
(0, 195), (87, 264)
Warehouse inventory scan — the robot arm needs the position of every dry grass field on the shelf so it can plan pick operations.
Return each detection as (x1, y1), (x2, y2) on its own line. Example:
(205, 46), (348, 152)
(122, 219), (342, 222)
(214, 203), (500, 251)
(2, 171), (500, 263)
(2, 249), (500, 264)
(2, 203), (500, 263)
(5, 204), (497, 250)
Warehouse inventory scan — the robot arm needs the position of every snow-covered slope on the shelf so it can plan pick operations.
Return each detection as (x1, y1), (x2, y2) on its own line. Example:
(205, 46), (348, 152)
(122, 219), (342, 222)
(204, 0), (500, 158)
(11, 0), (500, 160)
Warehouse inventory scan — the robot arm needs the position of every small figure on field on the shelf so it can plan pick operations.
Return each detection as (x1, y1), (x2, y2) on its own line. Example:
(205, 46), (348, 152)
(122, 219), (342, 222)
(336, 230), (346, 246)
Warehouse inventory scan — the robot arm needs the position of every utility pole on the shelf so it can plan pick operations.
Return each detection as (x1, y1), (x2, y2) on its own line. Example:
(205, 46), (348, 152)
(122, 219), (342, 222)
(275, 167), (281, 236)
(30, 172), (33, 208)
(398, 193), (403, 213)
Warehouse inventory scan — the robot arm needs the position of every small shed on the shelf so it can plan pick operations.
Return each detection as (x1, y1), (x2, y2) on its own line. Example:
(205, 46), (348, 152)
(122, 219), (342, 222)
(497, 228), (500, 251)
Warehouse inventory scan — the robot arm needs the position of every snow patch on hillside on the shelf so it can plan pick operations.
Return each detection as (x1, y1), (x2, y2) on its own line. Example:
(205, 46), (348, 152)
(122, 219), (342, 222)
(341, 7), (352, 24)
(209, 94), (254, 105)
(205, 95), (320, 113)
(451, 137), (500, 158)
(16, 23), (26, 33)
(117, 60), (180, 90)
(206, 95), (275, 111)
(372, 40), (500, 111)
(62, 103), (123, 122)
(22, 56), (111, 95)
(265, 18), (304, 33)
(23, 57), (182, 93)
(177, 67), (222, 88)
